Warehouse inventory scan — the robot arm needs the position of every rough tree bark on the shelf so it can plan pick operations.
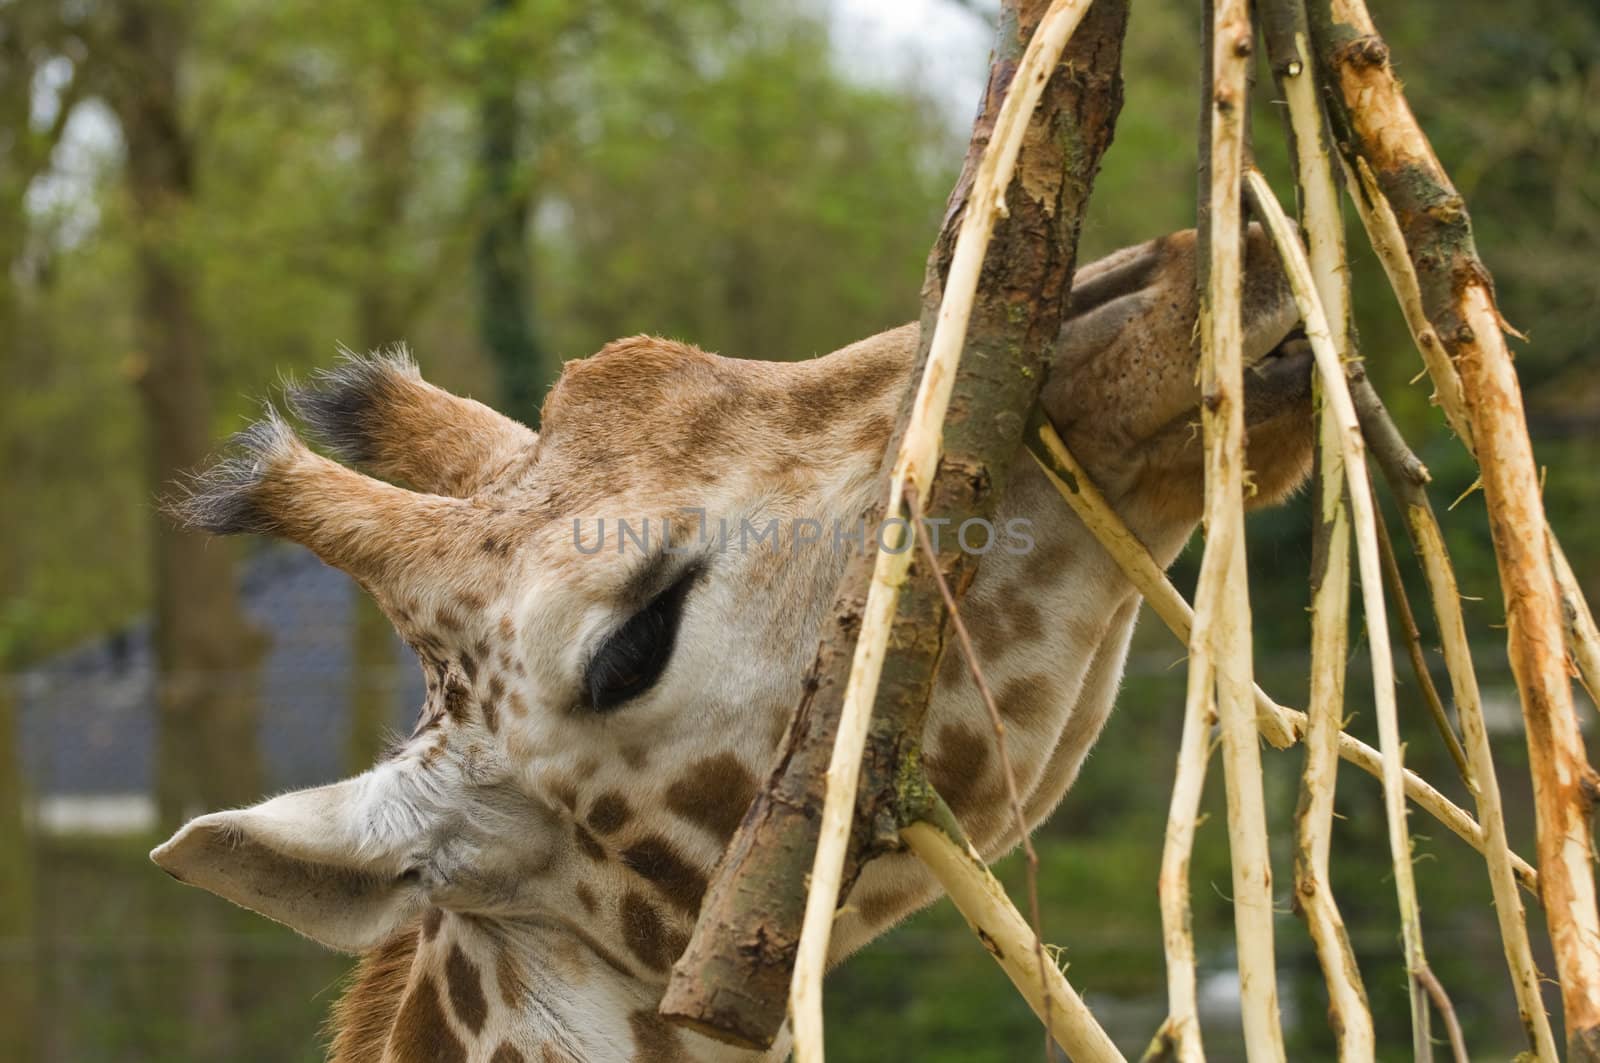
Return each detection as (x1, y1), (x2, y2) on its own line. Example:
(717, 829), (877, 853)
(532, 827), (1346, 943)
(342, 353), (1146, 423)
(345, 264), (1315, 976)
(1308, 2), (1600, 1055)
(660, 0), (1130, 1046)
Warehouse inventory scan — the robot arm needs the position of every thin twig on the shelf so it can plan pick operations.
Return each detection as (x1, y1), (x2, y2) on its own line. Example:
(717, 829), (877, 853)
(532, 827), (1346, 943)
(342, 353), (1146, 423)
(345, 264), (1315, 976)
(905, 486), (1055, 1058)
(1248, 167), (1436, 1060)
(1417, 964), (1470, 1063)
(1152, 637), (1215, 1063)
(1372, 488), (1475, 788)
(785, 2), (1103, 1056)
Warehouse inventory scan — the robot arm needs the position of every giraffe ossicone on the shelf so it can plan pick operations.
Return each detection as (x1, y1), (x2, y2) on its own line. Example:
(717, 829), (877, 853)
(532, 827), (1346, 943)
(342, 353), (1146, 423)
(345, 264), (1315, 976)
(152, 227), (1314, 1062)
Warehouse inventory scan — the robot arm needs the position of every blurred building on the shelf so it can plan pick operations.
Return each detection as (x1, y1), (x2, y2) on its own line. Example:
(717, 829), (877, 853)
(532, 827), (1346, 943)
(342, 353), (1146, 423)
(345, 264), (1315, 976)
(16, 548), (420, 833)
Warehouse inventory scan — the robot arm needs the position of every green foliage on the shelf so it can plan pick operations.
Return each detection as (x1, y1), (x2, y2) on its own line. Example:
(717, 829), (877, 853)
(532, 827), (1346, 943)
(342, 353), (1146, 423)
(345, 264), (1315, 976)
(1, 0), (1596, 1056)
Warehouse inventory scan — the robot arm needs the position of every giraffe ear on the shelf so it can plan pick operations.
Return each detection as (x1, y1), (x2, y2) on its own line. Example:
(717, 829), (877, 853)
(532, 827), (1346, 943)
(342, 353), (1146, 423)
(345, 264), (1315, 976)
(151, 776), (432, 954)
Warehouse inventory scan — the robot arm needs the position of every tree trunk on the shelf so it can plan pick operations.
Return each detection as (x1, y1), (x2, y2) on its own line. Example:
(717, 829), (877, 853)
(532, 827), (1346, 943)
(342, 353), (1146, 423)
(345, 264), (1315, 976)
(110, 5), (262, 1058)
(475, 0), (548, 420)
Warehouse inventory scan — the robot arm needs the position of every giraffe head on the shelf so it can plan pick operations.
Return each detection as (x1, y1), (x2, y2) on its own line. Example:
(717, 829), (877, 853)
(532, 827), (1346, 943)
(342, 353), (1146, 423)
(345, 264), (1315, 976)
(151, 227), (1310, 1059)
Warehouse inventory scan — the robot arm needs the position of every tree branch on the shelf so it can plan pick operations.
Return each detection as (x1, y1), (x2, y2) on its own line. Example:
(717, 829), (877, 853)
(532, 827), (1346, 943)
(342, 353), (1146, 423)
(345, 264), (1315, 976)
(661, 0), (1131, 1045)
(1308, 2), (1600, 1053)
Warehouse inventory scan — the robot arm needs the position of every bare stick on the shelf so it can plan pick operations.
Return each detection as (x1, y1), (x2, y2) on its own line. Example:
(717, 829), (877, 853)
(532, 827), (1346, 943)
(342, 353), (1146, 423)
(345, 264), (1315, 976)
(902, 805), (1125, 1063)
(1351, 378), (1559, 1058)
(1151, 636), (1215, 1063)
(1027, 431), (1540, 895)
(1257, 10), (1375, 1055)
(1248, 167), (1437, 1060)
(1309, 3), (1600, 1051)
(1195, 4), (1285, 1057)
(1372, 495), (1475, 788)
(1417, 966), (1470, 1063)
(785, 3), (1102, 1056)
(905, 487), (1055, 1056)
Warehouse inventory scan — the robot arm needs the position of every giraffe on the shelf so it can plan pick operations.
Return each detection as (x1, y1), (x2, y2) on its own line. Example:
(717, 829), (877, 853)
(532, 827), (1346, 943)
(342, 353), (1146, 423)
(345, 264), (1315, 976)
(150, 226), (1313, 1062)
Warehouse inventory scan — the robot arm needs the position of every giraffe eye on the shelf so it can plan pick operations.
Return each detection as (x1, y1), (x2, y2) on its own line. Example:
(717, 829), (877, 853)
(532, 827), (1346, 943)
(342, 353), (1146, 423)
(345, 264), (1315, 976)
(585, 570), (694, 712)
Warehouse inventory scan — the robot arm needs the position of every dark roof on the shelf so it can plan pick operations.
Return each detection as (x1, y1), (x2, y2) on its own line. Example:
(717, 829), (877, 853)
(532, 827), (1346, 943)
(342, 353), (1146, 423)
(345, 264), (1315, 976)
(19, 547), (423, 798)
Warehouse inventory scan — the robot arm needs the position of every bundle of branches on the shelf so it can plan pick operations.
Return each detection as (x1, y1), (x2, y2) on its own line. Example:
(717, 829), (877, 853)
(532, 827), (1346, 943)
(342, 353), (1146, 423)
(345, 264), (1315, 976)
(662, 0), (1600, 1059)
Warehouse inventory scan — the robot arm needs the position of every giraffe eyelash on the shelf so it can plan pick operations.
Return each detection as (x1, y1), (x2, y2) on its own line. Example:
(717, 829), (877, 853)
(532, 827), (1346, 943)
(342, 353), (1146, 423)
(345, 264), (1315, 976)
(583, 567), (697, 713)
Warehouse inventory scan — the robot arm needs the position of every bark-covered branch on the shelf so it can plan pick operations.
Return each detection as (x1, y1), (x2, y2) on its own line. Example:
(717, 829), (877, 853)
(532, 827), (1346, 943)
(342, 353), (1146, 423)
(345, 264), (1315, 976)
(1308, 2), (1600, 1054)
(659, 0), (1130, 1045)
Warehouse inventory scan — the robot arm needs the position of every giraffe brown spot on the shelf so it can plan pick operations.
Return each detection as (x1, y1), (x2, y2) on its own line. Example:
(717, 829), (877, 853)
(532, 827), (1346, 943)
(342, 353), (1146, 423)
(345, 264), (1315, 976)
(618, 892), (672, 972)
(421, 907), (444, 941)
(628, 1009), (691, 1062)
(574, 822), (607, 862)
(498, 614), (517, 640)
(586, 791), (632, 834)
(456, 590), (487, 612)
(443, 675), (472, 721)
(575, 882), (598, 915)
(436, 608), (466, 633)
(664, 752), (757, 842)
(540, 1046), (579, 1063)
(856, 890), (914, 927)
(577, 755), (600, 779)
(619, 742), (650, 770)
(925, 723), (990, 817)
(495, 947), (526, 1010)
(458, 652), (478, 683)
(619, 836), (708, 914)
(999, 674), (1058, 730)
(849, 412), (894, 454)
(1009, 598), (1044, 645)
(508, 691), (529, 718)
(390, 974), (466, 1063)
(490, 1045), (526, 1063)
(445, 943), (488, 1035)
(962, 596), (1008, 660)
(483, 696), (501, 734)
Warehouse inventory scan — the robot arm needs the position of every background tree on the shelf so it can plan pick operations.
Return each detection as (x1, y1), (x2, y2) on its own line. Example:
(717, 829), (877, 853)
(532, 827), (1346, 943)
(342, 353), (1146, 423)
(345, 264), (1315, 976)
(0, 0), (1595, 1057)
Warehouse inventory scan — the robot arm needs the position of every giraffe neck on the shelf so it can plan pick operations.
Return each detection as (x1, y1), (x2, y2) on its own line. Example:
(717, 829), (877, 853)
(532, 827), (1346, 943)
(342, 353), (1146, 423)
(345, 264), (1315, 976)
(333, 911), (779, 1063)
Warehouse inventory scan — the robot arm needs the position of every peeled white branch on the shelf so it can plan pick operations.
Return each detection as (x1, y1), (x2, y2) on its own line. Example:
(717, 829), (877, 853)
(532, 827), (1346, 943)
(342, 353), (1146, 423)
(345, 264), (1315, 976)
(1247, 167), (1437, 1059)
(1194, 5), (1285, 1057)
(787, 1), (1102, 1056)
(901, 814), (1126, 1063)
(1260, 17), (1376, 1058)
